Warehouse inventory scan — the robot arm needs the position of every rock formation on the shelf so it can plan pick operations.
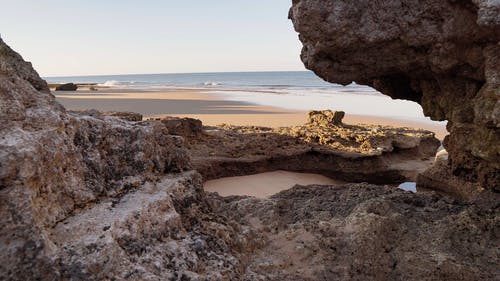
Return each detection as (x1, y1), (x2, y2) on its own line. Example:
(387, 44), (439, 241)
(211, 184), (499, 280)
(1, 31), (499, 280)
(55, 83), (78, 91)
(160, 117), (204, 138)
(68, 109), (144, 121)
(189, 112), (440, 183)
(289, 0), (500, 196)
(308, 110), (345, 126)
(0, 39), (225, 279)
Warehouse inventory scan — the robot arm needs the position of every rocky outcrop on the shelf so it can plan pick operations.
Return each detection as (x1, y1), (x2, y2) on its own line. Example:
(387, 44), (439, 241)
(55, 83), (78, 91)
(190, 112), (440, 183)
(212, 184), (499, 280)
(102, 110), (143, 121)
(160, 117), (204, 139)
(289, 0), (500, 195)
(1, 36), (499, 280)
(0, 39), (198, 279)
(68, 109), (144, 122)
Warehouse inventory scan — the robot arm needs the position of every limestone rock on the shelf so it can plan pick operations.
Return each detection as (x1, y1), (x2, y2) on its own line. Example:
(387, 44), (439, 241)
(1, 31), (498, 281)
(212, 184), (500, 280)
(191, 120), (440, 183)
(289, 0), (500, 193)
(69, 110), (143, 122)
(160, 116), (203, 138)
(308, 110), (345, 126)
(101, 110), (143, 121)
(0, 38), (194, 280)
(55, 83), (78, 91)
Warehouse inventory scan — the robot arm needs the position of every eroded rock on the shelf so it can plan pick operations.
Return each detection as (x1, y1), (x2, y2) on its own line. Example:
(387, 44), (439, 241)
(55, 83), (78, 91)
(160, 116), (203, 138)
(0, 38), (194, 279)
(190, 117), (440, 183)
(289, 0), (500, 195)
(102, 111), (143, 121)
(308, 110), (345, 126)
(211, 184), (499, 280)
(1, 34), (498, 281)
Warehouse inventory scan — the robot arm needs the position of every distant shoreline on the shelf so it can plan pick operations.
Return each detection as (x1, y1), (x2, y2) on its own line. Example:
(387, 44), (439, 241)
(54, 87), (448, 140)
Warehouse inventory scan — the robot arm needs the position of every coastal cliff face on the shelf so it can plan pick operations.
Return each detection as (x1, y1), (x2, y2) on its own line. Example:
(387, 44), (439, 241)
(289, 0), (500, 194)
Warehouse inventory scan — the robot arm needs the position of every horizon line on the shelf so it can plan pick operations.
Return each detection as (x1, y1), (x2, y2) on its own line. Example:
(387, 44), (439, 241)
(43, 70), (311, 79)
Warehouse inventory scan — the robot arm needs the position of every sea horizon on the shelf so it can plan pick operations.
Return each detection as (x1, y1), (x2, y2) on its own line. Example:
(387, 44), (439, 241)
(46, 71), (446, 124)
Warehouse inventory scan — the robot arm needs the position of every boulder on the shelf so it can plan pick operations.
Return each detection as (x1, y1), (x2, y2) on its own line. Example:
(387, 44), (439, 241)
(160, 116), (203, 138)
(308, 110), (345, 126)
(55, 83), (78, 91)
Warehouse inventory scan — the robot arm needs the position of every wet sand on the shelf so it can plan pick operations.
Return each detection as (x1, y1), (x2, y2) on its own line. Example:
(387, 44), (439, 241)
(204, 171), (342, 198)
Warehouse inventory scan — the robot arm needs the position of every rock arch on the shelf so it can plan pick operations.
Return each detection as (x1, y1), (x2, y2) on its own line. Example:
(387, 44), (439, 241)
(289, 0), (500, 196)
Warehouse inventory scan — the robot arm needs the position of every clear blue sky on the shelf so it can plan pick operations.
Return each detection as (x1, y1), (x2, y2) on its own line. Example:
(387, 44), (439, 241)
(0, 0), (304, 76)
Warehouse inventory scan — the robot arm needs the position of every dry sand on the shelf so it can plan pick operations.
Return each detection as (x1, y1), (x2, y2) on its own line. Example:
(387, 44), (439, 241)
(55, 88), (447, 138)
(204, 170), (342, 198)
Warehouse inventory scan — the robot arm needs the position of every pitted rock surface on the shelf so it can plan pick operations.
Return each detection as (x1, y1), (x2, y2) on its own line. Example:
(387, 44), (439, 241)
(289, 0), (500, 194)
(1, 32), (499, 280)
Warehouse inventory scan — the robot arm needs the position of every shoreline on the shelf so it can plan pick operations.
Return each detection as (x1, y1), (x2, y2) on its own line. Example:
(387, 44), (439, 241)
(54, 87), (448, 139)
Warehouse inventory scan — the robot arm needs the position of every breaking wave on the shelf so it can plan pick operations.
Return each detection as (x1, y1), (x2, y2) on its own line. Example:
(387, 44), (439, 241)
(203, 81), (223, 86)
(98, 80), (143, 87)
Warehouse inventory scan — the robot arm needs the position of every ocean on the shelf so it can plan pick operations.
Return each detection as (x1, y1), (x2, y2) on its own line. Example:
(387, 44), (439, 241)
(45, 71), (442, 123)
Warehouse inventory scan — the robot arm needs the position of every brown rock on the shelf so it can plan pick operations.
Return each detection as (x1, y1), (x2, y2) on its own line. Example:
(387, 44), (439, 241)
(308, 110), (345, 126)
(55, 83), (78, 91)
(212, 184), (500, 280)
(0, 38), (199, 280)
(160, 116), (203, 138)
(289, 0), (500, 194)
(68, 109), (143, 122)
(1, 31), (498, 281)
(101, 111), (143, 121)
(190, 120), (440, 183)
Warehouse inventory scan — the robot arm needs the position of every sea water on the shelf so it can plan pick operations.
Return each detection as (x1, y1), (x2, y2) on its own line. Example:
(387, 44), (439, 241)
(46, 71), (443, 123)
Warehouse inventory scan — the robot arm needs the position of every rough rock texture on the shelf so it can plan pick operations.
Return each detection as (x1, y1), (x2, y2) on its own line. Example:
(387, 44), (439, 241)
(68, 109), (144, 122)
(0, 39), (209, 279)
(289, 0), (500, 194)
(190, 113), (440, 184)
(102, 111), (143, 121)
(160, 117), (204, 138)
(55, 83), (78, 91)
(211, 184), (499, 280)
(1, 38), (499, 280)
(308, 110), (345, 126)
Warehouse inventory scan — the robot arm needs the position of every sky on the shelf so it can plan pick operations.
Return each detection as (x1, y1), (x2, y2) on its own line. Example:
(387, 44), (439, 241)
(0, 0), (305, 77)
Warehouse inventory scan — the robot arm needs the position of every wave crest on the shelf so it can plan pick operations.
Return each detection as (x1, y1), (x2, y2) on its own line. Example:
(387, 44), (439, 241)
(203, 81), (223, 86)
(98, 80), (141, 87)
(98, 80), (121, 87)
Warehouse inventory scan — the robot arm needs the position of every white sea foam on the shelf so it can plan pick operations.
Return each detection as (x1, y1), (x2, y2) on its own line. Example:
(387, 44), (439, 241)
(98, 80), (122, 87)
(98, 80), (145, 87)
(203, 81), (223, 86)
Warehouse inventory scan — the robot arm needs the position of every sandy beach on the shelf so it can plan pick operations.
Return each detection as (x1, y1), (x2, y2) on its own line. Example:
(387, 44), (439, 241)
(55, 87), (447, 198)
(55, 87), (448, 139)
